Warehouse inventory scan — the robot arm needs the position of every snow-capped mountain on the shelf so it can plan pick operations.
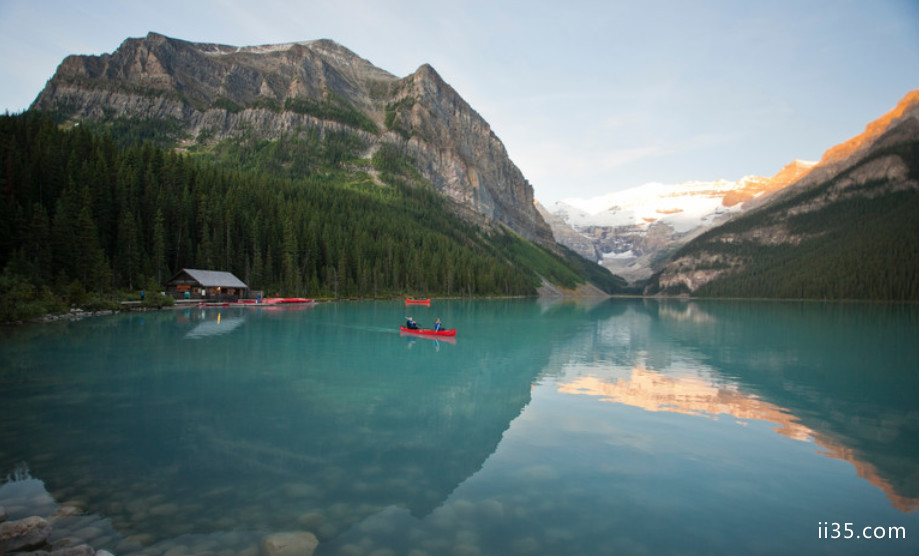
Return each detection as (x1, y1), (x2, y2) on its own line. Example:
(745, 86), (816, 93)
(543, 160), (816, 283)
(555, 177), (765, 232)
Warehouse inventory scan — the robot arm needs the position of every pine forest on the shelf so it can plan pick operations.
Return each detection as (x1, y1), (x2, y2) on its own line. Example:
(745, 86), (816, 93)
(0, 113), (624, 320)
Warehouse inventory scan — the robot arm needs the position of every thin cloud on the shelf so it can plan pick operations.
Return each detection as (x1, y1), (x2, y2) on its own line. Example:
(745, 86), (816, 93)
(598, 146), (664, 169)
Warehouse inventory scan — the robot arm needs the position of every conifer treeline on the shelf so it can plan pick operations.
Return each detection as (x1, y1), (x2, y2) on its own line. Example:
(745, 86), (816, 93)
(1, 113), (616, 301)
(690, 189), (919, 300)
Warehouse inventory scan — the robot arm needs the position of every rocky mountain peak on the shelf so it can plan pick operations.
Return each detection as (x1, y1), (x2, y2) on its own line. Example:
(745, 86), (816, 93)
(31, 33), (553, 245)
(380, 59), (551, 244)
(412, 63), (441, 80)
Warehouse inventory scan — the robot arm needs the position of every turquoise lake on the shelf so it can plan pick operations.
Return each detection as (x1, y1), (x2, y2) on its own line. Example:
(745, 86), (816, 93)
(1, 298), (917, 556)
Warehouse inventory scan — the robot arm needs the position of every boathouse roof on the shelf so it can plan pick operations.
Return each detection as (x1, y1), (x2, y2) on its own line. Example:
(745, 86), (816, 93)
(167, 268), (248, 289)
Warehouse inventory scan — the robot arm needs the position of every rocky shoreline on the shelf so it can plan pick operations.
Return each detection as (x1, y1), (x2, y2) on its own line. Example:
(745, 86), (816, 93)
(18, 300), (200, 326)
(36, 308), (123, 324)
(0, 505), (114, 556)
(0, 475), (323, 556)
(0, 502), (321, 556)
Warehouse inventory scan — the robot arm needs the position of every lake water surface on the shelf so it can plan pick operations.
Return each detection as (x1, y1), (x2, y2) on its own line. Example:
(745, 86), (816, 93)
(1, 298), (917, 556)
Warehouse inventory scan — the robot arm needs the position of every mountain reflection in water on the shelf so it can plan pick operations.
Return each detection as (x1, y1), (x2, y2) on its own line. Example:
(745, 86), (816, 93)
(558, 366), (918, 512)
(0, 299), (915, 556)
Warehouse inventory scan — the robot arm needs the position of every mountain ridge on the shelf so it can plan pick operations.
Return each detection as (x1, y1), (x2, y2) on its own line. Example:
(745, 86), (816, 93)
(31, 32), (554, 247)
(645, 89), (919, 300)
(741, 90), (919, 214)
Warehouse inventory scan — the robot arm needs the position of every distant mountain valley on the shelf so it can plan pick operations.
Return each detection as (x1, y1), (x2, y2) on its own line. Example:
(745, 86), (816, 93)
(544, 90), (918, 299)
(540, 159), (816, 283)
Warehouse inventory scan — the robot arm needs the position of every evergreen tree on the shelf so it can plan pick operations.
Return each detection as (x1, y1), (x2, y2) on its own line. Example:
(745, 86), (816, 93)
(152, 209), (167, 284)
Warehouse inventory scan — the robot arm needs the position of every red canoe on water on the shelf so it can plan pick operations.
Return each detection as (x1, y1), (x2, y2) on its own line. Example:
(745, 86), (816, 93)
(405, 297), (431, 305)
(399, 326), (456, 337)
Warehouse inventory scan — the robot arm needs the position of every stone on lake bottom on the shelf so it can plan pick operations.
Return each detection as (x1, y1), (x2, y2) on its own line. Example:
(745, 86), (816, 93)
(296, 511), (326, 529)
(50, 504), (84, 523)
(511, 536), (540, 554)
(0, 515), (52, 552)
(262, 531), (319, 556)
(38, 544), (96, 556)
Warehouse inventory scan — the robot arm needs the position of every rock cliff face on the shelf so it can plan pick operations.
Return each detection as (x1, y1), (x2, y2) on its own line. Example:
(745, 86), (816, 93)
(648, 90), (919, 296)
(385, 64), (549, 240)
(535, 202), (600, 260)
(31, 32), (553, 245)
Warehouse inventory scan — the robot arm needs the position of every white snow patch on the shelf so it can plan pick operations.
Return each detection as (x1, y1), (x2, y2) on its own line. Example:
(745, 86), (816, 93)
(603, 250), (636, 260)
(202, 41), (316, 56)
(553, 178), (749, 233)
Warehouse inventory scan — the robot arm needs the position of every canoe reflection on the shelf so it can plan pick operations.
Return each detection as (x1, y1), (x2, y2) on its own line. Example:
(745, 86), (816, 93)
(401, 331), (456, 345)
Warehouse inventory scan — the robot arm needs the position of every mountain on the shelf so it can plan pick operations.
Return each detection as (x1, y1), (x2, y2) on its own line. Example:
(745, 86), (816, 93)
(543, 160), (815, 283)
(645, 90), (919, 300)
(1, 34), (626, 314)
(30, 32), (554, 246)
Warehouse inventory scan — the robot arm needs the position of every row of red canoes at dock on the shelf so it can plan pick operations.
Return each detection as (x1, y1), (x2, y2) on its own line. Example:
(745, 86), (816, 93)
(203, 297), (426, 307)
(199, 297), (431, 307)
(197, 298), (314, 307)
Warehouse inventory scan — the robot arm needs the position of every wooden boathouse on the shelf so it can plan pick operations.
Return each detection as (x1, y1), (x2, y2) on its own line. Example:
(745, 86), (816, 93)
(165, 269), (249, 301)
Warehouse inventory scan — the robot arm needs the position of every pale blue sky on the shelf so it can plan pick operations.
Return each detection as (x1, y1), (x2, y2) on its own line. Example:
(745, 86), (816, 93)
(1, 0), (916, 204)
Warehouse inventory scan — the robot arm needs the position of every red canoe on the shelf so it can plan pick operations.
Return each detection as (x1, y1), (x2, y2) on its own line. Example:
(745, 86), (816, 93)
(399, 326), (456, 337)
(405, 297), (431, 305)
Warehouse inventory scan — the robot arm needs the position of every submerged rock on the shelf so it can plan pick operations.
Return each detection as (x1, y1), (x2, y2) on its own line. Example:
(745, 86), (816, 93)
(33, 544), (96, 555)
(0, 515), (52, 552)
(50, 505), (84, 521)
(262, 531), (319, 556)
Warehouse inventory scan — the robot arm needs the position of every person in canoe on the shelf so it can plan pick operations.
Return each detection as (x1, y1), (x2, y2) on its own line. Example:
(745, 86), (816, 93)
(434, 318), (443, 332)
(405, 316), (419, 329)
